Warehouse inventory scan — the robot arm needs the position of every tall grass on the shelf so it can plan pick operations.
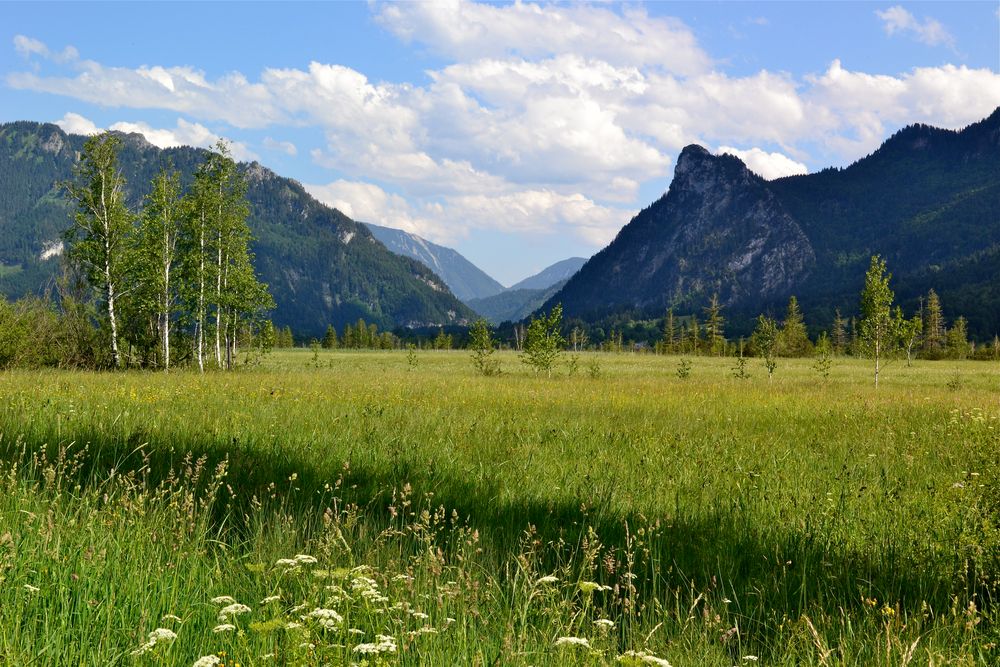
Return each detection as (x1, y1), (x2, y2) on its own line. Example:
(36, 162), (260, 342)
(0, 350), (997, 665)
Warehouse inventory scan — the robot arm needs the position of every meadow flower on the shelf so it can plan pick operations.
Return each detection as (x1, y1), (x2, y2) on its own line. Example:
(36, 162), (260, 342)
(536, 575), (559, 585)
(743, 657), (759, 662)
(161, 614), (183, 623)
(554, 636), (590, 648)
(579, 581), (610, 594)
(193, 657), (221, 667)
(619, 650), (673, 666)
(23, 584), (39, 593)
(218, 603), (251, 620)
(131, 627), (177, 655)
(308, 607), (343, 629)
(411, 611), (429, 620)
(212, 623), (236, 633)
(260, 595), (281, 605)
(210, 596), (236, 605)
(275, 558), (298, 568)
(594, 618), (615, 630)
(285, 622), (302, 630)
(353, 634), (397, 654)
(294, 554), (318, 564)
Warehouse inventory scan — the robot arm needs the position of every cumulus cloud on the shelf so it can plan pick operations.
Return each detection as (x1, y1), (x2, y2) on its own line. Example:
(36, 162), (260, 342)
(374, 0), (711, 75)
(14, 34), (78, 62)
(718, 146), (808, 179)
(875, 6), (955, 49)
(10, 13), (1000, 251)
(263, 137), (297, 156)
(55, 111), (101, 135)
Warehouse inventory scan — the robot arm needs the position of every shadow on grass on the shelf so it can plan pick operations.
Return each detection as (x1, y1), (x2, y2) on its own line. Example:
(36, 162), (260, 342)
(0, 424), (990, 659)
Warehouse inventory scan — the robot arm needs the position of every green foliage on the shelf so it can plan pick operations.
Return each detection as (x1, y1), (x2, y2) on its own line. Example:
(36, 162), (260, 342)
(676, 357), (692, 379)
(468, 318), (501, 376)
(322, 324), (338, 349)
(752, 315), (780, 380)
(859, 255), (898, 387)
(731, 354), (750, 380)
(520, 304), (565, 376)
(777, 296), (811, 357)
(946, 316), (969, 360)
(813, 333), (833, 379)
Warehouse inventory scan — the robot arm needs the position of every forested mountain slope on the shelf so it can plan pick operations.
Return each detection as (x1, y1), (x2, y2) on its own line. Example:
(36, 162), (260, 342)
(546, 108), (1000, 338)
(0, 121), (474, 335)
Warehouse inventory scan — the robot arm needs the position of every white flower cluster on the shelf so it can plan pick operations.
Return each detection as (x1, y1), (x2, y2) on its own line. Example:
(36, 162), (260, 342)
(192, 657), (221, 667)
(554, 636), (591, 648)
(130, 627), (177, 655)
(218, 602), (252, 621)
(308, 607), (344, 630)
(619, 650), (673, 666)
(352, 634), (397, 654)
(351, 575), (389, 604)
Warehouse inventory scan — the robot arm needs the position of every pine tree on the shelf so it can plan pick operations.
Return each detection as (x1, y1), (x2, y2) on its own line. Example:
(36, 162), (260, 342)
(922, 289), (945, 358)
(946, 316), (969, 359)
(688, 315), (701, 355)
(778, 296), (811, 357)
(703, 293), (725, 355)
(322, 325), (338, 349)
(662, 308), (677, 354)
(63, 132), (134, 368)
(832, 309), (847, 355)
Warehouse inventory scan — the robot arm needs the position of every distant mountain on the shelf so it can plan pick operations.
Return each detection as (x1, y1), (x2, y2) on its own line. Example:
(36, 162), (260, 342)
(545, 108), (1000, 338)
(362, 222), (504, 301)
(0, 121), (474, 335)
(467, 280), (568, 324)
(508, 257), (587, 291)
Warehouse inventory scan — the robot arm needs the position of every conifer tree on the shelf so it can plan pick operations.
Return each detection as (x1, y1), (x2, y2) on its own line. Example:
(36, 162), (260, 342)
(322, 325), (338, 349)
(832, 309), (847, 355)
(662, 308), (677, 354)
(703, 293), (725, 355)
(63, 132), (134, 368)
(946, 316), (969, 359)
(922, 289), (945, 358)
(778, 296), (811, 357)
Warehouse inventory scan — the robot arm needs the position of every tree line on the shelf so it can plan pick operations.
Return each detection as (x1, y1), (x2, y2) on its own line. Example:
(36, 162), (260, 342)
(0, 132), (272, 370)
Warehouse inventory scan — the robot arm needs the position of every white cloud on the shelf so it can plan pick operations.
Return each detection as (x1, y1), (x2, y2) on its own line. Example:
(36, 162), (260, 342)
(263, 137), (297, 156)
(10, 17), (1000, 252)
(717, 146), (809, 179)
(109, 118), (258, 161)
(875, 6), (955, 48)
(55, 111), (101, 135)
(13, 34), (77, 62)
(374, 0), (711, 75)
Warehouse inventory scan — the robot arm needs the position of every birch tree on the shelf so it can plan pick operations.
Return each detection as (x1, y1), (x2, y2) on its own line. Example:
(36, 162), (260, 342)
(136, 166), (182, 370)
(180, 153), (221, 371)
(63, 133), (134, 368)
(859, 255), (898, 388)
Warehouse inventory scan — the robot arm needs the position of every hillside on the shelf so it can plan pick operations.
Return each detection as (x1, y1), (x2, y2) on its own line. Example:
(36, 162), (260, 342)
(0, 121), (474, 335)
(545, 108), (1000, 338)
(508, 257), (586, 291)
(362, 222), (504, 302)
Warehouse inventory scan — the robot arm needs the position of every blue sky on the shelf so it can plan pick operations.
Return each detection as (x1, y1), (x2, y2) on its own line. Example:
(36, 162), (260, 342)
(3, 1), (999, 284)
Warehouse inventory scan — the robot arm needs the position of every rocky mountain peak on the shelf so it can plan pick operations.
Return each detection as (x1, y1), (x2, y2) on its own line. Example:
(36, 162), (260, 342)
(671, 144), (755, 198)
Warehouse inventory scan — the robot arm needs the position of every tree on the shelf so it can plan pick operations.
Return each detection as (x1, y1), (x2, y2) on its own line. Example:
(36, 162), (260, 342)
(63, 133), (135, 368)
(832, 309), (848, 355)
(946, 316), (969, 359)
(688, 315), (701, 355)
(703, 293), (725, 355)
(135, 166), (183, 370)
(521, 304), (565, 376)
(922, 289), (945, 358)
(751, 315), (779, 381)
(661, 308), (677, 354)
(322, 325), (338, 349)
(859, 255), (898, 388)
(433, 327), (452, 350)
(778, 296), (811, 357)
(569, 326), (589, 352)
(897, 308), (922, 367)
(468, 318), (501, 376)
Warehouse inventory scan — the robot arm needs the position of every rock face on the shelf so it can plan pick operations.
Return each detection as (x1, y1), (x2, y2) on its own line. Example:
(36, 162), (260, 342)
(550, 145), (815, 317)
(546, 107), (1000, 337)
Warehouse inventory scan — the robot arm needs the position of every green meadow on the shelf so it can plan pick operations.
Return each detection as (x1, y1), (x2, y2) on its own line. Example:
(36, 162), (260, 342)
(1, 350), (998, 665)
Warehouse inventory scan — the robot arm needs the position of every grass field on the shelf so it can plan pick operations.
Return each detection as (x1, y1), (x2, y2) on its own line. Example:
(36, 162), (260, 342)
(1, 350), (998, 665)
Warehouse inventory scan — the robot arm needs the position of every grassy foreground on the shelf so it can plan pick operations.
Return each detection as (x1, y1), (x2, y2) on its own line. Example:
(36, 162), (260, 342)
(0, 350), (998, 665)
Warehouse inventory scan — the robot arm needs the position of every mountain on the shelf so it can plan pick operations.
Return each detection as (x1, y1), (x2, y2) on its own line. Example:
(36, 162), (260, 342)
(508, 257), (587, 291)
(545, 108), (1000, 338)
(466, 281), (567, 324)
(362, 222), (504, 301)
(0, 121), (474, 336)
(465, 258), (585, 323)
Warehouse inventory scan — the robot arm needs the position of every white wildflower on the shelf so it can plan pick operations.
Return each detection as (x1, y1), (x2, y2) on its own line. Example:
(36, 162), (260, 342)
(23, 584), (39, 593)
(294, 554), (318, 564)
(353, 634), (397, 654)
(298, 642), (315, 650)
(579, 581), (610, 594)
(260, 595), (281, 605)
(212, 623), (236, 633)
(619, 651), (673, 667)
(743, 658), (759, 663)
(554, 636), (590, 648)
(408, 626), (438, 637)
(536, 575), (559, 585)
(130, 627), (177, 655)
(285, 621), (302, 630)
(275, 558), (298, 568)
(411, 611), (429, 620)
(594, 618), (615, 629)
(349, 628), (365, 635)
(193, 657), (221, 667)
(210, 595), (236, 605)
(218, 603), (251, 620)
(161, 614), (182, 623)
